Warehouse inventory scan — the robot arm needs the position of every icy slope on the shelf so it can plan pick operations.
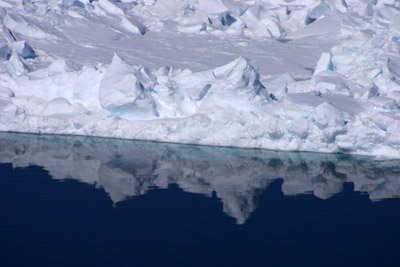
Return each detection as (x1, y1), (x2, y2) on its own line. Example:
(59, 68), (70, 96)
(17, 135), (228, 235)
(0, 0), (400, 158)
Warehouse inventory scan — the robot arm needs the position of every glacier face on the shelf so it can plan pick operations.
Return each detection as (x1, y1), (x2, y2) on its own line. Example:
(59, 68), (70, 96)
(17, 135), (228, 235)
(0, 0), (400, 158)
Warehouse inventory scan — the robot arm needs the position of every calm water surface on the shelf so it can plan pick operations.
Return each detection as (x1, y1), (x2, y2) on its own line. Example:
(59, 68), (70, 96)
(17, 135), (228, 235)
(0, 133), (399, 266)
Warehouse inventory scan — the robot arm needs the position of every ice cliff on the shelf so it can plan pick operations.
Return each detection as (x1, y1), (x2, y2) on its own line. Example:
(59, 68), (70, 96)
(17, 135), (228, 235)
(0, 0), (400, 158)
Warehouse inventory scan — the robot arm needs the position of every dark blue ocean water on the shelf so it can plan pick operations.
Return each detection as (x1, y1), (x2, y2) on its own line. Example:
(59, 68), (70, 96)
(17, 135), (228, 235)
(0, 133), (399, 267)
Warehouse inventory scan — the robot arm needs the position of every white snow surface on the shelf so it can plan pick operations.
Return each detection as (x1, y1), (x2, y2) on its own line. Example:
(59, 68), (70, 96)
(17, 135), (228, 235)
(0, 0), (400, 158)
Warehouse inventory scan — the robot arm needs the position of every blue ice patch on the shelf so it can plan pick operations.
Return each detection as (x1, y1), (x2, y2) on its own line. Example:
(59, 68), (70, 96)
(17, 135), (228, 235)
(197, 84), (211, 101)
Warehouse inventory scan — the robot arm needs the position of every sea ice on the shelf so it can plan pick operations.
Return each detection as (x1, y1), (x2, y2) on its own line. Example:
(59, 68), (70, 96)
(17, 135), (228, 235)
(0, 0), (399, 158)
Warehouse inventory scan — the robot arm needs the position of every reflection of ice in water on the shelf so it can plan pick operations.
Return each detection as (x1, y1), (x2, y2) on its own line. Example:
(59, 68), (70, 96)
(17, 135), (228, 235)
(1, 133), (399, 224)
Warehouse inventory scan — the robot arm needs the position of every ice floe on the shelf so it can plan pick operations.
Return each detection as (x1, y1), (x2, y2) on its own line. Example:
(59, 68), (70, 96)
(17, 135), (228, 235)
(0, 0), (400, 158)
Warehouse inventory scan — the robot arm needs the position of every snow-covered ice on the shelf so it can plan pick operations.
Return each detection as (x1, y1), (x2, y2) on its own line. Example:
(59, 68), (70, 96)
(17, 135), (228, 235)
(1, 0), (400, 158)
